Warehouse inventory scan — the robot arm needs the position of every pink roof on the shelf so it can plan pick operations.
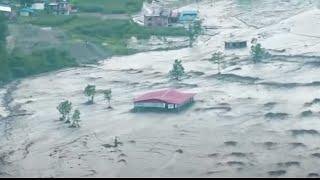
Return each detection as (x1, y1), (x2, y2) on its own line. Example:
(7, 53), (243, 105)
(134, 89), (196, 104)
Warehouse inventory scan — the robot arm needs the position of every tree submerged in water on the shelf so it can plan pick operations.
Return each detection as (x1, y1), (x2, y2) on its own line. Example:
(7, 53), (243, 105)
(188, 20), (203, 47)
(103, 89), (112, 109)
(209, 52), (224, 74)
(170, 59), (185, 81)
(57, 100), (72, 123)
(84, 85), (96, 104)
(251, 43), (267, 63)
(70, 109), (81, 128)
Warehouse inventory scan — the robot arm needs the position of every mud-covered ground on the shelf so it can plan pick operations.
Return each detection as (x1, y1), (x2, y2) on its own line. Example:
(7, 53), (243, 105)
(1, 0), (320, 178)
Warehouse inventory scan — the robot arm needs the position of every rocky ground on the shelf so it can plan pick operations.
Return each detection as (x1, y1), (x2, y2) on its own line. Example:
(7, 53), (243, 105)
(1, 0), (320, 177)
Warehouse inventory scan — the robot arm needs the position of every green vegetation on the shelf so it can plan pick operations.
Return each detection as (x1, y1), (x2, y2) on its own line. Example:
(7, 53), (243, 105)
(0, 15), (10, 83)
(84, 85), (96, 104)
(188, 20), (203, 47)
(0, 15), (76, 84)
(209, 52), (224, 74)
(57, 100), (73, 123)
(19, 15), (188, 56)
(251, 43), (267, 63)
(70, 109), (81, 128)
(0, 0), (191, 84)
(71, 0), (145, 14)
(103, 89), (112, 108)
(170, 59), (185, 81)
(9, 48), (76, 78)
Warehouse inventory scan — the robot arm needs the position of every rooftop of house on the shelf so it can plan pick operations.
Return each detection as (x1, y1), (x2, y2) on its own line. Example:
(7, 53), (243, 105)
(20, 7), (35, 13)
(180, 10), (198, 16)
(134, 89), (196, 104)
(0, 4), (11, 12)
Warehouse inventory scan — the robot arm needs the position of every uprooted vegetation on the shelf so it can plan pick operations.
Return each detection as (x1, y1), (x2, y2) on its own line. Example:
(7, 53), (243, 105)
(264, 112), (289, 120)
(304, 98), (320, 107)
(290, 129), (320, 137)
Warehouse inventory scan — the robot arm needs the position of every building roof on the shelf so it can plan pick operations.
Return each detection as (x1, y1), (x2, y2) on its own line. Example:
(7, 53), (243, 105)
(0, 4), (11, 12)
(181, 10), (198, 15)
(179, 10), (198, 21)
(134, 89), (196, 104)
(20, 8), (35, 13)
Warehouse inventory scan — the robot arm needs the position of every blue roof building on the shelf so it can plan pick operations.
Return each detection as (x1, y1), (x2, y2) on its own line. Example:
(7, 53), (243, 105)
(20, 8), (35, 16)
(179, 10), (198, 22)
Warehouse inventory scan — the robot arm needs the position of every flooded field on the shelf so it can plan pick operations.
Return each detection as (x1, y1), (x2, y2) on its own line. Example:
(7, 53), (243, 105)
(1, 0), (320, 178)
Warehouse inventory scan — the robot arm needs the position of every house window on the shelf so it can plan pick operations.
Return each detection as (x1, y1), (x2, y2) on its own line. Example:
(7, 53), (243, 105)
(168, 104), (175, 109)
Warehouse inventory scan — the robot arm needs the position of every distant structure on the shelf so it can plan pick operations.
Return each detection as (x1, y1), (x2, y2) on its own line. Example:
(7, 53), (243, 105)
(47, 0), (71, 15)
(133, 89), (196, 112)
(19, 7), (35, 17)
(0, 3), (11, 15)
(179, 10), (198, 22)
(144, 2), (170, 27)
(225, 40), (248, 49)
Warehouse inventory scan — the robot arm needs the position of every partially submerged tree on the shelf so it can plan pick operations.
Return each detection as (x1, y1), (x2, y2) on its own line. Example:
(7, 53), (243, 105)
(251, 43), (267, 63)
(84, 85), (96, 104)
(57, 100), (72, 123)
(209, 52), (224, 74)
(170, 59), (185, 81)
(103, 89), (112, 108)
(188, 20), (203, 47)
(70, 109), (81, 128)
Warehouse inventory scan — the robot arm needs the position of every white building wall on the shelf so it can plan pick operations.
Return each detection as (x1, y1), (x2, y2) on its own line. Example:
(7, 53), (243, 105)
(0, 6), (11, 13)
(135, 102), (166, 108)
(31, 3), (45, 10)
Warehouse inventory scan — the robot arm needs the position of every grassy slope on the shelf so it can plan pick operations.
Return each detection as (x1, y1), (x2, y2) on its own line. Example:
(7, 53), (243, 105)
(71, 0), (145, 14)
(1, 0), (189, 83)
(18, 14), (188, 55)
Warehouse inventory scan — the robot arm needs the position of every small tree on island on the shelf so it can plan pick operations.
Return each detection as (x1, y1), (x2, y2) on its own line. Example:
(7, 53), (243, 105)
(103, 89), (112, 109)
(170, 59), (185, 81)
(209, 52), (224, 74)
(70, 109), (81, 128)
(251, 43), (267, 63)
(84, 85), (96, 104)
(57, 100), (72, 123)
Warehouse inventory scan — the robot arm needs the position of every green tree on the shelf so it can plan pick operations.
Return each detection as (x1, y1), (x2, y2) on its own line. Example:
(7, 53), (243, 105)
(70, 109), (81, 128)
(170, 59), (185, 81)
(209, 52), (224, 74)
(188, 20), (203, 47)
(103, 89), (112, 108)
(251, 43), (266, 63)
(84, 85), (96, 104)
(57, 100), (73, 123)
(0, 14), (10, 82)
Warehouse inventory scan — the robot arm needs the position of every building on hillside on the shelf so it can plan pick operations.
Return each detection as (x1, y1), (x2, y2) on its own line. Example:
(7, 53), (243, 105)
(19, 7), (35, 16)
(169, 11), (179, 24)
(133, 89), (196, 112)
(144, 8), (170, 27)
(0, 3), (11, 15)
(225, 40), (247, 49)
(31, 1), (46, 10)
(179, 10), (198, 23)
(47, 0), (71, 15)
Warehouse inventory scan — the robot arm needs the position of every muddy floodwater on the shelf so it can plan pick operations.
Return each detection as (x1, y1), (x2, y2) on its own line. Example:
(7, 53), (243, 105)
(1, 0), (320, 178)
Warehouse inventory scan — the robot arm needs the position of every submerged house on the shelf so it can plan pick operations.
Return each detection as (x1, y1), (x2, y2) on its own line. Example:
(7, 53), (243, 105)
(225, 40), (247, 49)
(31, 2), (45, 10)
(133, 89), (196, 112)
